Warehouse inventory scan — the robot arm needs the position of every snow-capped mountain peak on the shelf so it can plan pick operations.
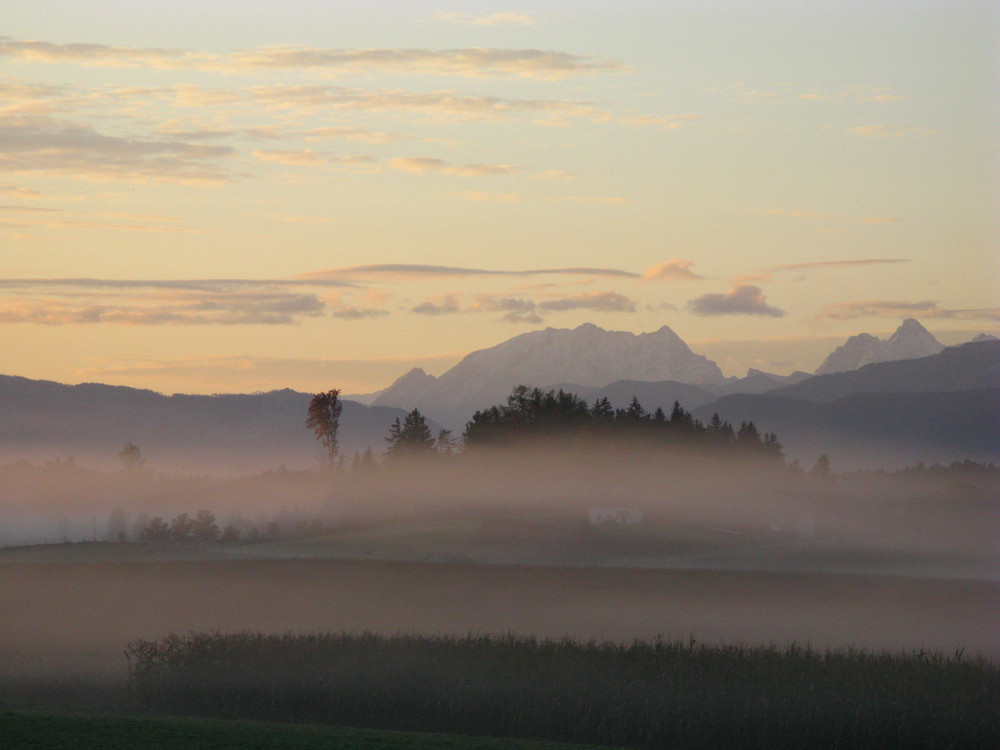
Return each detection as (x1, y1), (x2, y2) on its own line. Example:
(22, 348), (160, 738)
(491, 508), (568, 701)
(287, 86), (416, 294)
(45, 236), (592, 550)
(815, 319), (944, 375)
(373, 323), (725, 426)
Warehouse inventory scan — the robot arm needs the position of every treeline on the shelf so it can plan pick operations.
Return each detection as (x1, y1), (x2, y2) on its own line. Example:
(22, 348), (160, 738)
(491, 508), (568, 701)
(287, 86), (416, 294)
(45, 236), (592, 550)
(307, 385), (785, 470)
(135, 509), (328, 545)
(461, 385), (784, 462)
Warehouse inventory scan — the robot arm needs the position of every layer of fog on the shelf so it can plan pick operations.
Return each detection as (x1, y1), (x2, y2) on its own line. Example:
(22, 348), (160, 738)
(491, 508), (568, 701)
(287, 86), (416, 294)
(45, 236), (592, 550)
(1, 443), (996, 581)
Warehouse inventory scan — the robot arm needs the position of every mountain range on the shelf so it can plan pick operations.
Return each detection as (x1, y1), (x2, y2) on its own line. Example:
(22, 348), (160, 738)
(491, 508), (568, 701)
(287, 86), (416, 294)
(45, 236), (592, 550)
(0, 378), (410, 473)
(815, 318), (944, 374)
(370, 319), (957, 428)
(371, 323), (725, 427)
(1, 320), (996, 471)
(692, 340), (1000, 467)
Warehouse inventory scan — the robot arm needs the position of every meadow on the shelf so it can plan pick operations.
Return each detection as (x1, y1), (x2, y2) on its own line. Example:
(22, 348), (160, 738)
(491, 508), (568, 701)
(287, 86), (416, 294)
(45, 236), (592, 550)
(0, 705), (621, 750)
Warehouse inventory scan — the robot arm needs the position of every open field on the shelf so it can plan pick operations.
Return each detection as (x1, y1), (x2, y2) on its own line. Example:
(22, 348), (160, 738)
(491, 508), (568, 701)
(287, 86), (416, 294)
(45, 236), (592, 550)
(0, 706), (620, 750)
(3, 499), (997, 579)
(2, 555), (997, 694)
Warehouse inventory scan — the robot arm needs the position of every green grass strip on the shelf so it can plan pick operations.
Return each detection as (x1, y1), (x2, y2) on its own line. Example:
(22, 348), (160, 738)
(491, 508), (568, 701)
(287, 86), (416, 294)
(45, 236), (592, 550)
(0, 707), (622, 750)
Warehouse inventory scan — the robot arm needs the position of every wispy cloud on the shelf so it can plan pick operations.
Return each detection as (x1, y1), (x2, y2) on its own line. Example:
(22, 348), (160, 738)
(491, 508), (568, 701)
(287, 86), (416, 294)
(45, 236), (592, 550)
(731, 272), (773, 285)
(413, 290), (636, 323)
(688, 285), (785, 317)
(130, 82), (617, 124)
(0, 184), (47, 199)
(411, 294), (462, 316)
(0, 275), (496, 327)
(564, 195), (629, 204)
(850, 125), (936, 138)
(302, 126), (406, 144)
(386, 156), (444, 173)
(301, 264), (640, 281)
(818, 300), (1000, 321)
(641, 259), (702, 282)
(0, 39), (627, 80)
(748, 208), (828, 220)
(766, 258), (909, 272)
(0, 277), (355, 292)
(387, 157), (518, 176)
(799, 86), (902, 103)
(443, 162), (518, 176)
(538, 291), (635, 313)
(616, 113), (702, 128)
(0, 204), (192, 234)
(462, 191), (521, 202)
(534, 169), (576, 180)
(262, 213), (333, 225)
(0, 290), (327, 326)
(434, 11), (536, 27)
(0, 276), (374, 325)
(329, 304), (390, 320)
(227, 48), (627, 80)
(722, 83), (901, 106)
(0, 115), (234, 184)
(748, 208), (904, 228)
(0, 38), (189, 68)
(469, 296), (539, 316)
(251, 149), (325, 166)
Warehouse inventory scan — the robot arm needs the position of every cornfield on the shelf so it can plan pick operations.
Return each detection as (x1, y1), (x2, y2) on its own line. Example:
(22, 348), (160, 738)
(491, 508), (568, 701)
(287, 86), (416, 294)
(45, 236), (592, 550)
(127, 631), (999, 749)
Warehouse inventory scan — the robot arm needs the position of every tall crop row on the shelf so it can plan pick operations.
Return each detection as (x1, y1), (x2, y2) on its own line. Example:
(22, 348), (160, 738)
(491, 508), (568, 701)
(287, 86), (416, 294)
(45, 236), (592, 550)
(127, 632), (999, 750)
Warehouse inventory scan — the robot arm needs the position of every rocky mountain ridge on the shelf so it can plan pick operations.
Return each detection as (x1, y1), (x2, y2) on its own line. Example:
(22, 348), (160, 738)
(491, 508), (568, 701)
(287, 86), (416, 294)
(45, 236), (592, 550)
(815, 319), (944, 375)
(372, 323), (725, 426)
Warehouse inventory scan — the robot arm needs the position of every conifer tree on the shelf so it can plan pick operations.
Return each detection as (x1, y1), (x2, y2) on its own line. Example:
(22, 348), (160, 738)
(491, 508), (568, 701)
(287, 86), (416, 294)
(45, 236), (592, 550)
(385, 409), (436, 459)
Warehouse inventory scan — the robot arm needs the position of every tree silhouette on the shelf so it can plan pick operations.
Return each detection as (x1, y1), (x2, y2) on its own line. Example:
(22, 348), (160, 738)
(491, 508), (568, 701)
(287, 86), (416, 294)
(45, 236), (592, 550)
(460, 385), (787, 469)
(191, 509), (220, 542)
(811, 453), (831, 480)
(220, 524), (241, 543)
(119, 442), (145, 471)
(435, 428), (456, 455)
(306, 389), (343, 467)
(139, 516), (170, 542)
(386, 408), (436, 459)
(169, 513), (193, 541)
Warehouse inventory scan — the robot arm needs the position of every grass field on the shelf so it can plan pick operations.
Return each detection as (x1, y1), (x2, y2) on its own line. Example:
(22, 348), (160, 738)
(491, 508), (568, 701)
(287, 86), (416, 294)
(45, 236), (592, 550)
(0, 706), (621, 750)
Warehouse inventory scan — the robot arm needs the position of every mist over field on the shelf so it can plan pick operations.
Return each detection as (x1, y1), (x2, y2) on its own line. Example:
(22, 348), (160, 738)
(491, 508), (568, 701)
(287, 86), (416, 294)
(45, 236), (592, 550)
(2, 438), (998, 696)
(2, 361), (998, 719)
(3, 2), (999, 744)
(2, 371), (998, 750)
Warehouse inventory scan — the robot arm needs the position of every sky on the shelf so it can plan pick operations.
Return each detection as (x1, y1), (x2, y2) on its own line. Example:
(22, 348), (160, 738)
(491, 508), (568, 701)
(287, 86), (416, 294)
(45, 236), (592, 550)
(1, 0), (997, 395)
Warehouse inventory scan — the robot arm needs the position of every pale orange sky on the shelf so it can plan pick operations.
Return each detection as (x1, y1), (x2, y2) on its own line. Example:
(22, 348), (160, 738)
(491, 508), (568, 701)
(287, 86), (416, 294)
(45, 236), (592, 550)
(1, 1), (997, 393)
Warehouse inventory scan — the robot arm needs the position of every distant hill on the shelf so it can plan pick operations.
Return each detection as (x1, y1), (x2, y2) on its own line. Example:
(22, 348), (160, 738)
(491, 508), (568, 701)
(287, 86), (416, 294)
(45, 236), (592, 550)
(692, 388), (1000, 468)
(373, 323), (726, 427)
(0, 375), (409, 473)
(815, 319), (944, 375)
(710, 369), (813, 397)
(687, 341), (1000, 467)
(771, 340), (1000, 403)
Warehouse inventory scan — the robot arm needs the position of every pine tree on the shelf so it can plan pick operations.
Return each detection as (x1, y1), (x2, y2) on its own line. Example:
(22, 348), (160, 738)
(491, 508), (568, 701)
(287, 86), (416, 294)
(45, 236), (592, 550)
(385, 409), (436, 459)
